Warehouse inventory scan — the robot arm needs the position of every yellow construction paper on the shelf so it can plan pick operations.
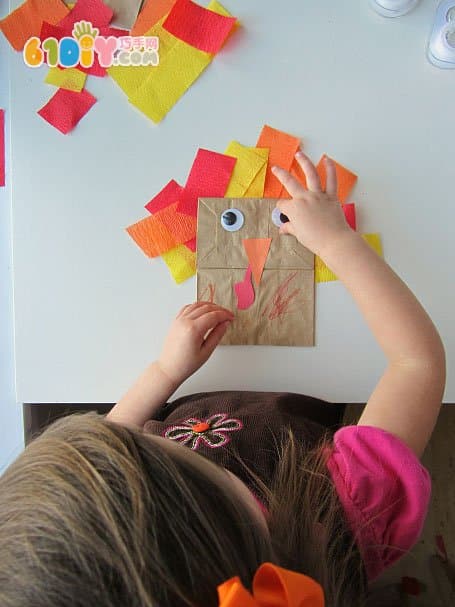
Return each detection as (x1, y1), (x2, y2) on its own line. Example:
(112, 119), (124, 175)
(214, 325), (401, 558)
(45, 67), (87, 92)
(129, 42), (211, 122)
(315, 233), (383, 283)
(107, 16), (175, 99)
(224, 141), (269, 197)
(162, 244), (196, 284)
(107, 63), (156, 100)
(128, 1), (232, 123)
(244, 157), (268, 197)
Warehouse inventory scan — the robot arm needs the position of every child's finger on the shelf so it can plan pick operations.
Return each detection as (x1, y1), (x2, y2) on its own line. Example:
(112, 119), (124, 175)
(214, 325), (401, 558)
(271, 165), (306, 199)
(176, 303), (196, 318)
(188, 304), (233, 322)
(325, 156), (337, 197)
(178, 302), (209, 318)
(202, 320), (230, 354)
(279, 222), (294, 236)
(294, 151), (322, 192)
(276, 198), (297, 219)
(195, 310), (234, 335)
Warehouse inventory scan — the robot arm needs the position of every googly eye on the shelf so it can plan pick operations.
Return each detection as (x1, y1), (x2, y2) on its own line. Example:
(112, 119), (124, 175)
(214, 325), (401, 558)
(220, 208), (244, 232)
(271, 207), (290, 228)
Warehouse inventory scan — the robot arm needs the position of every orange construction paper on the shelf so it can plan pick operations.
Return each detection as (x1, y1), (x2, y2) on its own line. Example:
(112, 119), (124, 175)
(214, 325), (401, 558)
(256, 125), (300, 198)
(0, 0), (69, 51)
(242, 238), (272, 286)
(131, 0), (176, 35)
(317, 155), (357, 203)
(156, 202), (197, 244)
(126, 215), (177, 258)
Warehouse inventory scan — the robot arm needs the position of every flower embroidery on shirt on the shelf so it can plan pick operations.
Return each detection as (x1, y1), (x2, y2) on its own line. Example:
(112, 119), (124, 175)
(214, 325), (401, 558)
(163, 413), (243, 450)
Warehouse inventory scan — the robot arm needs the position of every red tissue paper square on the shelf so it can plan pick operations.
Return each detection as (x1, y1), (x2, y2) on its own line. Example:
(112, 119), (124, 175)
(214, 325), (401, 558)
(57, 0), (113, 30)
(342, 203), (356, 230)
(145, 179), (183, 214)
(37, 88), (97, 134)
(39, 21), (109, 76)
(177, 148), (236, 217)
(163, 0), (236, 54)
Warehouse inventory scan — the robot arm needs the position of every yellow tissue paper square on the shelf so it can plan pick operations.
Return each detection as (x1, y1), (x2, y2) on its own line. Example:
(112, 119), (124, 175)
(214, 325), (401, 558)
(107, 64), (155, 99)
(129, 40), (211, 123)
(45, 67), (87, 92)
(243, 153), (269, 197)
(162, 244), (196, 284)
(224, 141), (269, 197)
(108, 1), (234, 123)
(315, 233), (383, 283)
(107, 16), (180, 99)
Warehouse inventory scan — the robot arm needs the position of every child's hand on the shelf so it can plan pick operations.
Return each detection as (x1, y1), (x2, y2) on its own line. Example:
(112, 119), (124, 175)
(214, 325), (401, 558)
(157, 302), (234, 386)
(272, 151), (353, 257)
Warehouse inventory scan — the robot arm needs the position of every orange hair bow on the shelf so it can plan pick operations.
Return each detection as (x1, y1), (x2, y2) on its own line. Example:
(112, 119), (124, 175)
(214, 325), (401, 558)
(217, 562), (324, 607)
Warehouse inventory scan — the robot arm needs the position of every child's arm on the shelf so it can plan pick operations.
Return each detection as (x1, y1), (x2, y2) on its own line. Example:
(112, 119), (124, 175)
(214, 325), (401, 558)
(107, 302), (234, 427)
(273, 152), (445, 457)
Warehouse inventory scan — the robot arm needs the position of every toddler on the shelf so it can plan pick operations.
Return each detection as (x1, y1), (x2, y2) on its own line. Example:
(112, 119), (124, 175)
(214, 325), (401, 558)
(0, 152), (445, 606)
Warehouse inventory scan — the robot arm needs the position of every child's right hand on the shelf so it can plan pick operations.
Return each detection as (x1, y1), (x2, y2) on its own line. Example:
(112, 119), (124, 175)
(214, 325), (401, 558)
(157, 302), (234, 387)
(272, 151), (353, 257)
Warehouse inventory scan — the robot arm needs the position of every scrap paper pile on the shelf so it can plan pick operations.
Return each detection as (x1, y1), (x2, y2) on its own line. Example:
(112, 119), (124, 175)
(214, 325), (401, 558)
(126, 124), (382, 284)
(0, 0), (238, 133)
(108, 0), (237, 123)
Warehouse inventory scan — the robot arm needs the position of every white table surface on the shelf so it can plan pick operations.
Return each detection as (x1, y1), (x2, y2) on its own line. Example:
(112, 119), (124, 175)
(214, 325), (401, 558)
(9, 0), (454, 403)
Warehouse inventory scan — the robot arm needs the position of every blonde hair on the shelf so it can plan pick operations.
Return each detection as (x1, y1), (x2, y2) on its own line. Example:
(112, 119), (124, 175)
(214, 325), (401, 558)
(0, 412), (366, 606)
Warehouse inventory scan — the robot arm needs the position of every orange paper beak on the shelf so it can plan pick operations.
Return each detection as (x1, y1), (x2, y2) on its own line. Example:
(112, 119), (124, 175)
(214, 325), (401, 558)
(242, 238), (272, 286)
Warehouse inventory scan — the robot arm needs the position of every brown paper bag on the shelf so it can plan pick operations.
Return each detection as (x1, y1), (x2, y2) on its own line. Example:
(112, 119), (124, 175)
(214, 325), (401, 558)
(197, 198), (314, 346)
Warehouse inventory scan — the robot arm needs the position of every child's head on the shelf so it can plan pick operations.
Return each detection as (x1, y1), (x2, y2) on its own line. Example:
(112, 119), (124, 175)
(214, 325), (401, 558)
(0, 413), (366, 606)
(0, 412), (273, 607)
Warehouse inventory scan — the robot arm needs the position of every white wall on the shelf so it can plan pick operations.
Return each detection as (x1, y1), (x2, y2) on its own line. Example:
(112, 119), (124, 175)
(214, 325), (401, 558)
(0, 4), (25, 473)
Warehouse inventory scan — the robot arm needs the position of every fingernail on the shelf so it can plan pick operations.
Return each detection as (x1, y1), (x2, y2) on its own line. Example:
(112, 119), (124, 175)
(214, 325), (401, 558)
(271, 165), (278, 173)
(295, 150), (303, 158)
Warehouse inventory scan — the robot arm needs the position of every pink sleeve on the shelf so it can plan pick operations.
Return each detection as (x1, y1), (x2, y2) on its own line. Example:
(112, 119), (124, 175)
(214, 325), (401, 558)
(326, 425), (431, 580)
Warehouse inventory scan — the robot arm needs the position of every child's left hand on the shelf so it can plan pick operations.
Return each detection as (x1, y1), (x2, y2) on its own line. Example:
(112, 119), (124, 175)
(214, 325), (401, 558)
(157, 302), (234, 386)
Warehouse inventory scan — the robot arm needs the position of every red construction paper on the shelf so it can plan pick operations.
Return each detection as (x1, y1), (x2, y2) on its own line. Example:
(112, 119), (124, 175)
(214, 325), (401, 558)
(185, 237), (196, 252)
(242, 238), (271, 286)
(0, 0), (69, 51)
(234, 266), (255, 310)
(145, 179), (183, 214)
(317, 155), (357, 203)
(126, 215), (177, 257)
(163, 0), (236, 54)
(99, 26), (128, 37)
(40, 21), (67, 41)
(131, 0), (176, 36)
(73, 60), (107, 77)
(342, 203), (356, 230)
(57, 0), (113, 30)
(0, 110), (5, 187)
(256, 125), (300, 198)
(41, 20), (126, 40)
(177, 148), (236, 217)
(39, 21), (109, 76)
(37, 88), (97, 134)
(155, 202), (197, 243)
